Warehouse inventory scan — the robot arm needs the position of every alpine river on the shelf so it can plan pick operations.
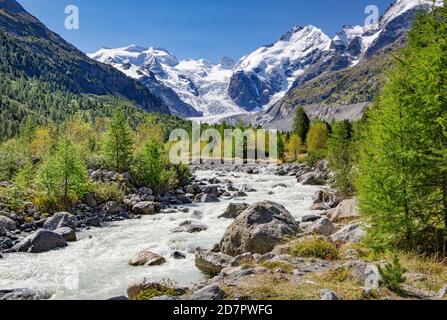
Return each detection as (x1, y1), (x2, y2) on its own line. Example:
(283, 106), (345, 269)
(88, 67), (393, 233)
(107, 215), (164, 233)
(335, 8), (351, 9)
(0, 168), (320, 300)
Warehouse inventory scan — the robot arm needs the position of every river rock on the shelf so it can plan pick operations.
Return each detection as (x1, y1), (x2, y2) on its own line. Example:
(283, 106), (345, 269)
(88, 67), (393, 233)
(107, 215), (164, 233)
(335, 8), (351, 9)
(132, 202), (155, 215)
(84, 193), (98, 208)
(43, 212), (75, 231)
(129, 250), (166, 266)
(103, 201), (124, 214)
(195, 250), (232, 275)
(14, 230), (67, 253)
(55, 227), (77, 242)
(0, 288), (44, 301)
(308, 218), (336, 236)
(172, 251), (186, 259)
(172, 221), (208, 233)
(331, 198), (360, 222)
(0, 215), (17, 231)
(218, 203), (250, 219)
(331, 223), (366, 243)
(0, 223), (5, 237)
(201, 194), (220, 203)
(190, 284), (226, 300)
(220, 201), (301, 256)
(298, 172), (326, 186)
(202, 186), (220, 197)
(0, 237), (13, 251)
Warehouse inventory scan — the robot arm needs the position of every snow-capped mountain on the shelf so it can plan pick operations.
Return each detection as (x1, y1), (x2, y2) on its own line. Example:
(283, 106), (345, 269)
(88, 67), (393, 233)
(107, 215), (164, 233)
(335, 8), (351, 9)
(89, 0), (442, 121)
(88, 46), (244, 117)
(227, 0), (442, 113)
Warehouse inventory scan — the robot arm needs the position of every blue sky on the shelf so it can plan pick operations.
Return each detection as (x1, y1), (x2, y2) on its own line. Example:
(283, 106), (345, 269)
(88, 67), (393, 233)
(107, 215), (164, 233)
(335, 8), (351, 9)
(18, 0), (394, 62)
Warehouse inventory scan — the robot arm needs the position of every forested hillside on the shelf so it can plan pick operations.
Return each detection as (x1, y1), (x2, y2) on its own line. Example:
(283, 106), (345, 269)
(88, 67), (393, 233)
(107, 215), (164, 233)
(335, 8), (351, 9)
(0, 0), (169, 140)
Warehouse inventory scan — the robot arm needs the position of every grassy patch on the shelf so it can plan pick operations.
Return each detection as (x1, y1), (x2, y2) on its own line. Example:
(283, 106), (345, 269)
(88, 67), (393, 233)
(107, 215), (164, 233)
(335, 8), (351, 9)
(261, 261), (294, 274)
(134, 285), (181, 301)
(290, 237), (339, 260)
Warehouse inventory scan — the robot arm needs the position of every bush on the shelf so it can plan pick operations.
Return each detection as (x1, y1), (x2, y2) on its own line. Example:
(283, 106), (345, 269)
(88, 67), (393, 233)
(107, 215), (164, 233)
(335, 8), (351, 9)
(290, 237), (339, 260)
(91, 182), (125, 204)
(378, 256), (407, 293)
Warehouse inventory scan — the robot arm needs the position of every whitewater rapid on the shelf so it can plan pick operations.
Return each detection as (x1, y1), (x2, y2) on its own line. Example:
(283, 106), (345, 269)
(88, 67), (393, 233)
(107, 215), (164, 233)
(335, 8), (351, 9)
(0, 169), (319, 300)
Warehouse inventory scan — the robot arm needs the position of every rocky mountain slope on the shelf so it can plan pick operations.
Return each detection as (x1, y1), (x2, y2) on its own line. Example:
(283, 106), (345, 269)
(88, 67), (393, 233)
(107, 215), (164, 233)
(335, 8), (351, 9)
(0, 0), (169, 115)
(89, 0), (441, 125)
(89, 46), (244, 117)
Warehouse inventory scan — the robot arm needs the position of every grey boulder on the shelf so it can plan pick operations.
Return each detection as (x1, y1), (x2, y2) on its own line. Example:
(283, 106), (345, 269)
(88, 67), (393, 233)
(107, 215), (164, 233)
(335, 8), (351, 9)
(330, 223), (366, 244)
(0, 215), (17, 231)
(14, 230), (67, 253)
(43, 212), (75, 231)
(220, 201), (301, 256)
(55, 227), (77, 242)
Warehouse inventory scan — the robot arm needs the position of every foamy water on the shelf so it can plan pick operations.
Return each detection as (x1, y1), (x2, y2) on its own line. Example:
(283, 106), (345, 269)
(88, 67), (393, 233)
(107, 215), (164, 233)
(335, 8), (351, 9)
(0, 169), (319, 300)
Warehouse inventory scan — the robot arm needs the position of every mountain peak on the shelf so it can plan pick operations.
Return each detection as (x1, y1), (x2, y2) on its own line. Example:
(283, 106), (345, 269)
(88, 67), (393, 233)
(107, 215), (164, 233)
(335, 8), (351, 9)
(122, 44), (148, 53)
(220, 57), (235, 69)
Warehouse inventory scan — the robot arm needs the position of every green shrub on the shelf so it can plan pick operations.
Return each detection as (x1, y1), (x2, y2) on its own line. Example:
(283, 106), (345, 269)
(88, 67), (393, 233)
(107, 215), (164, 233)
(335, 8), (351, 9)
(290, 237), (339, 260)
(378, 256), (407, 293)
(91, 182), (125, 203)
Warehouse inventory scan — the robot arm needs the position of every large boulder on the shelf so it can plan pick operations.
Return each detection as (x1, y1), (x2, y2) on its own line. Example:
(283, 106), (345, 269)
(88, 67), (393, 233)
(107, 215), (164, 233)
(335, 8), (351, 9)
(43, 212), (75, 231)
(331, 198), (360, 222)
(190, 284), (226, 300)
(219, 203), (250, 219)
(104, 201), (124, 215)
(331, 223), (366, 244)
(195, 250), (232, 276)
(220, 201), (301, 256)
(128, 250), (166, 266)
(132, 202), (155, 215)
(298, 172), (326, 186)
(14, 230), (67, 253)
(55, 227), (77, 242)
(0, 215), (17, 231)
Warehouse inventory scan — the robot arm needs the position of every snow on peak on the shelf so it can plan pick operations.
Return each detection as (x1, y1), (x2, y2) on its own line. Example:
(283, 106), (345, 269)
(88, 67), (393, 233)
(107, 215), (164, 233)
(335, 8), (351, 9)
(381, 0), (443, 26)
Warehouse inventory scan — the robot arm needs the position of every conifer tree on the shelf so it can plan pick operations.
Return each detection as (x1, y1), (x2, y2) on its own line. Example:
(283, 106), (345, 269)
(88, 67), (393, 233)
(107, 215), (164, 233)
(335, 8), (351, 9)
(327, 120), (354, 197)
(103, 109), (134, 172)
(36, 139), (88, 206)
(293, 107), (310, 143)
(356, 5), (447, 253)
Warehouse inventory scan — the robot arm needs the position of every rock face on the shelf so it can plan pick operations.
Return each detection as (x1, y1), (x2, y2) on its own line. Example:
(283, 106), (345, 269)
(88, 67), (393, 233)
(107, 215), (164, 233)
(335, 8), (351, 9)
(195, 250), (232, 276)
(132, 202), (155, 215)
(331, 198), (360, 222)
(331, 223), (366, 244)
(190, 284), (226, 300)
(220, 201), (301, 256)
(15, 230), (67, 253)
(218, 203), (250, 219)
(0, 215), (17, 231)
(129, 250), (166, 266)
(43, 212), (75, 231)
